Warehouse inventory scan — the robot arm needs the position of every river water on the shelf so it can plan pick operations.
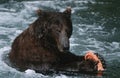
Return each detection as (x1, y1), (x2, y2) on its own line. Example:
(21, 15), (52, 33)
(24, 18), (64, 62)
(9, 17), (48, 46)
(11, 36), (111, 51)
(0, 0), (120, 78)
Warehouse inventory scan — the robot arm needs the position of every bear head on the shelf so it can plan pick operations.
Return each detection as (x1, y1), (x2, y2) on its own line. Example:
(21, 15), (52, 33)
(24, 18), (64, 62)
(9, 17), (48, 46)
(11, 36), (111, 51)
(33, 7), (73, 52)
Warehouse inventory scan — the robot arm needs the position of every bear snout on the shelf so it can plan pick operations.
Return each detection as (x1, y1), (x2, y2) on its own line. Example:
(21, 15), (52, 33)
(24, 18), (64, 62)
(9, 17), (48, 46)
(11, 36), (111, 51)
(58, 36), (69, 52)
(62, 37), (69, 51)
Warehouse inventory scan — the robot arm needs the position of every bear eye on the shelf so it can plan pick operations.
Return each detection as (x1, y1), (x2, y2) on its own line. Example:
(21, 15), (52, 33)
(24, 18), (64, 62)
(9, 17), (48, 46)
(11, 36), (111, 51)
(56, 29), (61, 33)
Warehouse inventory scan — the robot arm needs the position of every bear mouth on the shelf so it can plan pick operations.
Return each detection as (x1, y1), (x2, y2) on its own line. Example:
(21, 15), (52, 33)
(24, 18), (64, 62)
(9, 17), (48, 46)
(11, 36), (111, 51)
(56, 35), (70, 52)
(58, 46), (69, 52)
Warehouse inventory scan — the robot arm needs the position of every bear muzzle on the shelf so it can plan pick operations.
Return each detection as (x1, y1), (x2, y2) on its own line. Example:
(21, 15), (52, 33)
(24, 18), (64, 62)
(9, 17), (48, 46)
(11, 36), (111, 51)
(58, 36), (70, 52)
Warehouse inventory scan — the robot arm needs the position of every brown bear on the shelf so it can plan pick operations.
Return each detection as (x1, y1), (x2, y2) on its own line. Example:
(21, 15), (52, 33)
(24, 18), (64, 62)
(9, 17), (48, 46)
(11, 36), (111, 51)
(9, 7), (106, 74)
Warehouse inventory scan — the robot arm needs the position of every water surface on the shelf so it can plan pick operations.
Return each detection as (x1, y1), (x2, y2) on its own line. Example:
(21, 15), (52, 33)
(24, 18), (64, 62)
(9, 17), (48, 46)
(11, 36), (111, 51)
(0, 0), (120, 78)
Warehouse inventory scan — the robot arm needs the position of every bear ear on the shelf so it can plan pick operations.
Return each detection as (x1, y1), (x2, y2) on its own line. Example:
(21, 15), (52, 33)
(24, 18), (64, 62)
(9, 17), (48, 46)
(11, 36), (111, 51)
(63, 7), (71, 15)
(36, 9), (42, 16)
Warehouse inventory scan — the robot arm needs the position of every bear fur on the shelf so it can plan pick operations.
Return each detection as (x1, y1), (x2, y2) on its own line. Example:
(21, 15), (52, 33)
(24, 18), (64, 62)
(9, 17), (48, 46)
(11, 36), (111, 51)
(9, 8), (103, 74)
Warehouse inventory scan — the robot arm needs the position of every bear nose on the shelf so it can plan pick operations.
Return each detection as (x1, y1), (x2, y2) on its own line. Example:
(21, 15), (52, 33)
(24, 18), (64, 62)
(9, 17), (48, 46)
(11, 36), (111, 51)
(62, 37), (69, 51)
(59, 31), (70, 52)
(63, 46), (69, 51)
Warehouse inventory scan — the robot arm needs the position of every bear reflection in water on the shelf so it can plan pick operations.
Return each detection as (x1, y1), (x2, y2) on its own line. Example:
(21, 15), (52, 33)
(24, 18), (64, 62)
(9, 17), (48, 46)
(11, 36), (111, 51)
(9, 7), (106, 75)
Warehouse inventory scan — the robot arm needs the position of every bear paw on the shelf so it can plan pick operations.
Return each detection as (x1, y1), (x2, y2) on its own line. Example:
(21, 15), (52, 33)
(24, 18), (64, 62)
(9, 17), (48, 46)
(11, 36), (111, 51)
(85, 51), (105, 71)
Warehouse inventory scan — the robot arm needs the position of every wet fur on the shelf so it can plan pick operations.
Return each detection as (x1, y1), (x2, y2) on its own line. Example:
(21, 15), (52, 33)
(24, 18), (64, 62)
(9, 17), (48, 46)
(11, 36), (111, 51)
(9, 8), (105, 74)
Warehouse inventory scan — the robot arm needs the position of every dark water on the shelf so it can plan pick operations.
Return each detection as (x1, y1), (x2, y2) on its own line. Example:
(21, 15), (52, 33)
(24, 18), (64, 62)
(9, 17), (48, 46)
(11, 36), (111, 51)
(0, 0), (120, 78)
